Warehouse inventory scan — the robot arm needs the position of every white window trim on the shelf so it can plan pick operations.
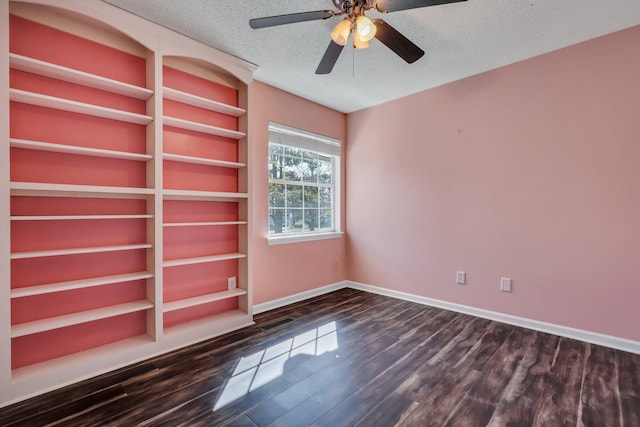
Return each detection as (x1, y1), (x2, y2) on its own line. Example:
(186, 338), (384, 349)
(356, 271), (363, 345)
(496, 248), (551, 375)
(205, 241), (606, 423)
(267, 122), (342, 244)
(267, 231), (344, 246)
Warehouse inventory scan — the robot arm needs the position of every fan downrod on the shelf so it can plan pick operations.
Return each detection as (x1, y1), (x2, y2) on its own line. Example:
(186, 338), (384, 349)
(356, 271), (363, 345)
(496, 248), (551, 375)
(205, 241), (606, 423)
(332, 1), (375, 15)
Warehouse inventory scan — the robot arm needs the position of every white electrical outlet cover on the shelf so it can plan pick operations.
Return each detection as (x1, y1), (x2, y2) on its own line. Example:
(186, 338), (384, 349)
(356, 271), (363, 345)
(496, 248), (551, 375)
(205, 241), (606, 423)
(456, 271), (466, 285)
(500, 278), (512, 292)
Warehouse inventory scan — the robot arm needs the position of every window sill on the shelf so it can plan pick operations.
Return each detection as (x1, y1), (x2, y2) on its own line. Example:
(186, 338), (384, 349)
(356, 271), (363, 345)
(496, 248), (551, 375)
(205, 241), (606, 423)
(267, 231), (344, 246)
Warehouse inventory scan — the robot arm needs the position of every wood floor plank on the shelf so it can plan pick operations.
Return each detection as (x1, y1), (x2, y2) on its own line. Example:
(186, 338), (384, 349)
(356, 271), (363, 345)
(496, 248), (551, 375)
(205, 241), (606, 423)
(393, 318), (493, 425)
(150, 375), (292, 426)
(579, 345), (623, 427)
(468, 322), (515, 371)
(396, 365), (482, 426)
(442, 395), (496, 427)
(220, 413), (260, 427)
(618, 350), (640, 398)
(395, 317), (489, 403)
(466, 327), (536, 404)
(487, 332), (560, 425)
(531, 338), (588, 425)
(245, 362), (341, 426)
(438, 326), (534, 426)
(354, 392), (418, 427)
(620, 395), (640, 427)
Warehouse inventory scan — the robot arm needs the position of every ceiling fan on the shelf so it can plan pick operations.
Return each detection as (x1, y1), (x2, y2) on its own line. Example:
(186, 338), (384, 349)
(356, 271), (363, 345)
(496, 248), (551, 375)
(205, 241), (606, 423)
(250, 0), (467, 74)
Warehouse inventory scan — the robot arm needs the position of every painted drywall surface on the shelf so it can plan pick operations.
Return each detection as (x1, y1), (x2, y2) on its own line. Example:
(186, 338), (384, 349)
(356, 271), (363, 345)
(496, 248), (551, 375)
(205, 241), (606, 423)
(347, 26), (640, 341)
(250, 81), (347, 304)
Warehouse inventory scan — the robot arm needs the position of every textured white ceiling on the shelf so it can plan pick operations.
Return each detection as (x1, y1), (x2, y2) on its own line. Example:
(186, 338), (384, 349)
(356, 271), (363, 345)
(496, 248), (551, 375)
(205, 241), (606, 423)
(102, 0), (640, 113)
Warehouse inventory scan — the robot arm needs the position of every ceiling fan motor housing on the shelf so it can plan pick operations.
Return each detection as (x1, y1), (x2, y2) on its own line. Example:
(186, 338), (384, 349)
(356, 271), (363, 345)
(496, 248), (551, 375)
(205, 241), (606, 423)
(333, 0), (375, 15)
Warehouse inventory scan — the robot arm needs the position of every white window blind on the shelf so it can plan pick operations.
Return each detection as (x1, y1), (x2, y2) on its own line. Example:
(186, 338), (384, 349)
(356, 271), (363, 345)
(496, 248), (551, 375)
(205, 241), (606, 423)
(268, 122), (341, 157)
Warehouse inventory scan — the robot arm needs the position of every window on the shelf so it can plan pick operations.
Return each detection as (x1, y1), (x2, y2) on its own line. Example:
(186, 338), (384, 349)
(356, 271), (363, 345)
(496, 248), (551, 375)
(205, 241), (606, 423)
(268, 122), (341, 244)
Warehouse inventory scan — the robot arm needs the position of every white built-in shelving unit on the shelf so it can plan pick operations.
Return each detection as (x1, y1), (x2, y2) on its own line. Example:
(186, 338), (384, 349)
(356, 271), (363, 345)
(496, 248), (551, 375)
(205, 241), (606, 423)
(160, 54), (251, 333)
(0, 0), (254, 408)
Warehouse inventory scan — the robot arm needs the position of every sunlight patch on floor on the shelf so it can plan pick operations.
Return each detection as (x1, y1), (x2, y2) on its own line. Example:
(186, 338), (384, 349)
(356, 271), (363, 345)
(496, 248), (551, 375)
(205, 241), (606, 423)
(213, 321), (339, 411)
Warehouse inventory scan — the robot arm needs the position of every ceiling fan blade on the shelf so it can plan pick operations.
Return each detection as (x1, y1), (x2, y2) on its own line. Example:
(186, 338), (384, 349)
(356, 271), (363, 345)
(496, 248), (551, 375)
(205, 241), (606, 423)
(250, 10), (333, 29)
(373, 19), (425, 64)
(315, 41), (344, 74)
(376, 0), (466, 13)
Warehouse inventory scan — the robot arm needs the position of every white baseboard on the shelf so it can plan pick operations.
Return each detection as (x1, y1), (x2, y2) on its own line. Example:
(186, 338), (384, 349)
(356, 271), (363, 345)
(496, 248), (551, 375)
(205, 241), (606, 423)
(346, 281), (640, 355)
(252, 280), (640, 354)
(253, 281), (348, 314)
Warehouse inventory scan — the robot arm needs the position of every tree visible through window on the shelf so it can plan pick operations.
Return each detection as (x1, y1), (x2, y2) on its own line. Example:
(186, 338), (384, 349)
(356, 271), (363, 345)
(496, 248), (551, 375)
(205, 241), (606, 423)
(268, 123), (340, 237)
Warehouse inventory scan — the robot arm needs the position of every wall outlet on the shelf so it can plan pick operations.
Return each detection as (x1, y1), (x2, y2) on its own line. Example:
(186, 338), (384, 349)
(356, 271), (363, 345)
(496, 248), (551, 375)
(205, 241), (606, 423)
(456, 271), (466, 285)
(228, 277), (237, 290)
(500, 277), (512, 292)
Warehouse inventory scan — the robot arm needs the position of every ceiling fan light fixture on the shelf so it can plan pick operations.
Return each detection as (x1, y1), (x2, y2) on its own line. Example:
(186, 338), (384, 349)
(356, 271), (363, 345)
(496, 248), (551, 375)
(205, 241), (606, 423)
(355, 15), (376, 42)
(353, 33), (369, 49)
(331, 18), (352, 46)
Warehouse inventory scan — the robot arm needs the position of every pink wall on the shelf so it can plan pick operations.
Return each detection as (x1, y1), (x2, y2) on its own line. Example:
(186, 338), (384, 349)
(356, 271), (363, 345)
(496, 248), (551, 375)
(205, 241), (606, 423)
(347, 25), (640, 341)
(249, 81), (347, 304)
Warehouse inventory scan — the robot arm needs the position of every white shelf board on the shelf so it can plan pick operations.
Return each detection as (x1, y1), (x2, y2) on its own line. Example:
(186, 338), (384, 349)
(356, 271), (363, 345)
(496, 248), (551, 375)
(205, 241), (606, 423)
(162, 309), (253, 340)
(163, 87), (245, 117)
(11, 244), (152, 260)
(10, 89), (153, 125)
(163, 153), (244, 168)
(11, 214), (153, 221)
(10, 334), (155, 384)
(10, 53), (153, 100)
(163, 221), (247, 227)
(163, 116), (245, 140)
(10, 138), (152, 161)
(163, 252), (247, 268)
(10, 182), (155, 199)
(11, 272), (153, 298)
(162, 189), (248, 202)
(163, 288), (247, 313)
(11, 300), (154, 338)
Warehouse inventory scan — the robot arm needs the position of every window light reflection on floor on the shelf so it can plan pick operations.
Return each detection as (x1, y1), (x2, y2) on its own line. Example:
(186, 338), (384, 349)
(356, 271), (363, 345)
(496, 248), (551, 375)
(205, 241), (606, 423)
(213, 321), (339, 411)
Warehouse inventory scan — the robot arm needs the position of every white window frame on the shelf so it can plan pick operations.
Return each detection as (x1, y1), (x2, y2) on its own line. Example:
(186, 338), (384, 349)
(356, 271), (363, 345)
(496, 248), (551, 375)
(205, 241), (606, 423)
(267, 122), (342, 245)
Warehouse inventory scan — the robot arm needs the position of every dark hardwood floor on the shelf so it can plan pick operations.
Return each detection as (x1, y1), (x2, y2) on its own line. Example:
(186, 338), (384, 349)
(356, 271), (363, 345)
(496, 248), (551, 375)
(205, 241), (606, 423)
(1, 288), (639, 426)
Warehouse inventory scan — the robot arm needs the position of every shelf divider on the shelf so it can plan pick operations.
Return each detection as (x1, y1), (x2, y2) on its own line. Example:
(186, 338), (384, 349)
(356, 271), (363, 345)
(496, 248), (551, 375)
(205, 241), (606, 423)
(10, 89), (153, 125)
(163, 115), (245, 140)
(10, 53), (153, 100)
(11, 300), (154, 338)
(163, 153), (244, 168)
(162, 189), (247, 202)
(163, 87), (245, 117)
(163, 288), (247, 313)
(163, 221), (247, 227)
(163, 252), (247, 268)
(11, 215), (153, 221)
(10, 182), (155, 199)
(11, 272), (154, 298)
(11, 244), (152, 260)
(10, 138), (152, 161)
